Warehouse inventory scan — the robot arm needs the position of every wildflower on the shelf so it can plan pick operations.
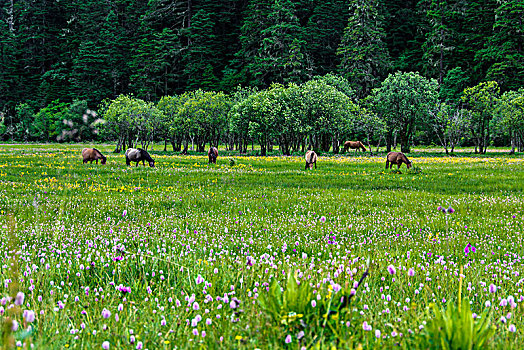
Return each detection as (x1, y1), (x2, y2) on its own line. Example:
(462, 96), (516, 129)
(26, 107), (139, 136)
(485, 300), (491, 307)
(196, 275), (204, 285)
(136, 342), (143, 350)
(15, 292), (25, 306)
(500, 316), (507, 323)
(320, 216), (326, 223)
(408, 268), (415, 277)
(362, 321), (372, 331)
(122, 210), (127, 217)
(375, 330), (381, 338)
(509, 324), (517, 332)
(102, 309), (111, 319)
(447, 206), (455, 214)
(206, 318), (212, 325)
(285, 335), (292, 344)
(387, 265), (396, 275)
(489, 284), (497, 293)
(11, 320), (19, 331)
(102, 341), (110, 350)
(24, 310), (35, 323)
(193, 302), (200, 311)
(311, 300), (317, 307)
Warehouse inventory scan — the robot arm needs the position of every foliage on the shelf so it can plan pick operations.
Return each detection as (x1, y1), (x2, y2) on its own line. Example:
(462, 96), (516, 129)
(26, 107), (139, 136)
(31, 100), (70, 142)
(494, 88), (524, 153)
(102, 95), (165, 151)
(426, 102), (467, 154)
(418, 298), (496, 350)
(371, 71), (439, 153)
(461, 81), (500, 154)
(337, 0), (391, 99)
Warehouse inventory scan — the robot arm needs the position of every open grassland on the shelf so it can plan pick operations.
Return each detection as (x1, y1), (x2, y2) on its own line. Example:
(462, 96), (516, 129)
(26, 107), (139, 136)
(1, 144), (524, 349)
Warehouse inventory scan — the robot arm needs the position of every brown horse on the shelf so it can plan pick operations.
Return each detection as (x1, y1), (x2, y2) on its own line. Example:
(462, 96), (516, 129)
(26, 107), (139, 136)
(344, 141), (366, 152)
(82, 148), (107, 164)
(305, 150), (317, 170)
(385, 152), (412, 170)
(208, 147), (218, 164)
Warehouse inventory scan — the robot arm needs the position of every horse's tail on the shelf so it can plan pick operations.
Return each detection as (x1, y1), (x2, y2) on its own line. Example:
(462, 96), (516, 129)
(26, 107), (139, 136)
(360, 142), (367, 151)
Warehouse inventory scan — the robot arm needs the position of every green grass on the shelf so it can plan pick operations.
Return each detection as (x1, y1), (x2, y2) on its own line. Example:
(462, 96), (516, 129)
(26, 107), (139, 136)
(1, 144), (524, 349)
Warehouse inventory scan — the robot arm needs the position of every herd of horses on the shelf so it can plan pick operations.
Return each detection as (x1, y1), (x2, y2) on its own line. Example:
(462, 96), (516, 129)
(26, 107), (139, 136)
(81, 140), (412, 171)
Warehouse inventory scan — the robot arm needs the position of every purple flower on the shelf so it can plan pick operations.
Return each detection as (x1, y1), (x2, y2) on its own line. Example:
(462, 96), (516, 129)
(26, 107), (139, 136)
(387, 265), (396, 275)
(375, 330), (381, 338)
(408, 268), (415, 277)
(24, 310), (35, 323)
(311, 300), (317, 307)
(196, 275), (204, 285)
(15, 292), (25, 306)
(102, 308), (111, 319)
(509, 324), (517, 332)
(102, 341), (110, 350)
(447, 206), (455, 214)
(319, 216), (326, 223)
(489, 284), (497, 293)
(193, 302), (200, 311)
(437, 206), (443, 211)
(285, 335), (292, 344)
(122, 210), (127, 217)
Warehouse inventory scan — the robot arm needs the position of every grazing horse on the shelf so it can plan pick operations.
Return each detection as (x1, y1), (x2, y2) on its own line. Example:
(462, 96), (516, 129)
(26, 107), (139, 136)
(344, 141), (367, 152)
(82, 148), (107, 165)
(208, 147), (218, 164)
(125, 148), (155, 167)
(305, 150), (317, 170)
(385, 152), (412, 170)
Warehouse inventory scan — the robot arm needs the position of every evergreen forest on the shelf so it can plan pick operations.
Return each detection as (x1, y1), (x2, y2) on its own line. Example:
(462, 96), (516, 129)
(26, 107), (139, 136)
(0, 0), (523, 151)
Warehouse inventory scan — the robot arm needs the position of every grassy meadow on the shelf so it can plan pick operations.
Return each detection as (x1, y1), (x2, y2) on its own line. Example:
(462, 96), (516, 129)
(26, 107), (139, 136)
(1, 144), (524, 349)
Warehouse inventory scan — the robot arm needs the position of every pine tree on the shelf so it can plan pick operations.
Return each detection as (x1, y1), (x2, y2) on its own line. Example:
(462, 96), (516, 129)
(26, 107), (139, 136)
(305, 0), (348, 75)
(482, 0), (524, 90)
(337, 0), (391, 99)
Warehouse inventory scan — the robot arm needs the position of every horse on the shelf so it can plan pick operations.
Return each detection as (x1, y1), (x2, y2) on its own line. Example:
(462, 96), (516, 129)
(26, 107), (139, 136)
(125, 148), (155, 167)
(82, 148), (107, 165)
(385, 152), (412, 170)
(305, 150), (317, 170)
(344, 141), (367, 153)
(208, 147), (218, 164)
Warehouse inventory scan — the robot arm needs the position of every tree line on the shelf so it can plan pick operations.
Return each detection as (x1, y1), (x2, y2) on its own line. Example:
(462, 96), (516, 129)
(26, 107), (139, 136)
(4, 73), (522, 155)
(0, 0), (522, 117)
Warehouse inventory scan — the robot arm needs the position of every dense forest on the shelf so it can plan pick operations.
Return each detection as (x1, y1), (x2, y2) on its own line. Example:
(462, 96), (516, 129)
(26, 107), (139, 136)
(0, 0), (523, 151)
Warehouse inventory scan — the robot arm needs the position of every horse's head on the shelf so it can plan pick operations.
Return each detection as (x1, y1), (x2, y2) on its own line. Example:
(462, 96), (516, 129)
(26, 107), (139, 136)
(101, 156), (107, 165)
(149, 160), (155, 168)
(407, 161), (412, 169)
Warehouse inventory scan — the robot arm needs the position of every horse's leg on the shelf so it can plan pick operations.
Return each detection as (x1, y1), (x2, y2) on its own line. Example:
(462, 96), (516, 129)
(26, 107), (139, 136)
(314, 161), (317, 169)
(96, 160), (98, 164)
(385, 160), (389, 169)
(136, 162), (139, 167)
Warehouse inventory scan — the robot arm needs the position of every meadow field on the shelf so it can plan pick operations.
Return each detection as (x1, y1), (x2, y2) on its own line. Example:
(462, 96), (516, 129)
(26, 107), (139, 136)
(1, 144), (524, 349)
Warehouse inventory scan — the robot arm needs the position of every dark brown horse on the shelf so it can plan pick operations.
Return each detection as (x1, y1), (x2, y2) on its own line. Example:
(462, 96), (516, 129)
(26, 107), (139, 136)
(305, 150), (317, 170)
(386, 152), (412, 170)
(208, 147), (218, 164)
(344, 141), (366, 152)
(82, 148), (107, 164)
